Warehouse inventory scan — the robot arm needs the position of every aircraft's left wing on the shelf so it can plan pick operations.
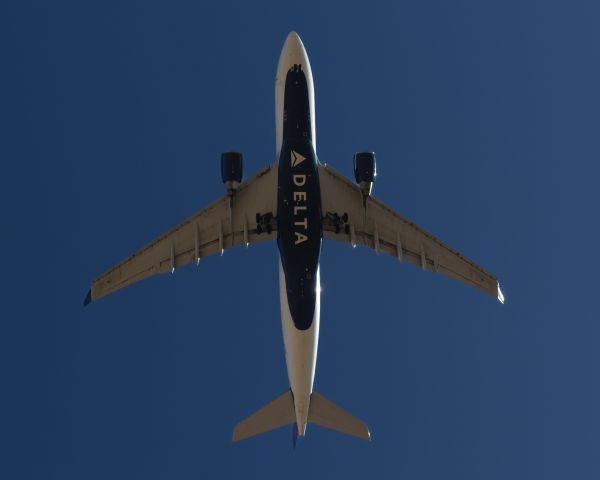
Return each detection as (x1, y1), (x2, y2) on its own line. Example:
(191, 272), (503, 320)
(318, 164), (504, 303)
(84, 165), (278, 305)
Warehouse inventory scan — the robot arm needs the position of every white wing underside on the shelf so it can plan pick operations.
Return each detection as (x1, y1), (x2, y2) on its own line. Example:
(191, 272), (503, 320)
(86, 162), (503, 304)
(87, 165), (278, 303)
(318, 164), (503, 302)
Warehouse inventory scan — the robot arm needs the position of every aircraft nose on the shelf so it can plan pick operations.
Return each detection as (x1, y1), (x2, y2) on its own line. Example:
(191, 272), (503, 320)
(285, 31), (301, 48)
(277, 31), (309, 74)
(274, 31), (315, 152)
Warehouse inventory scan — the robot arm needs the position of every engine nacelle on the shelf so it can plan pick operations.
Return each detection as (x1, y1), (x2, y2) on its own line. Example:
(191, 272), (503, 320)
(221, 151), (243, 194)
(353, 151), (376, 198)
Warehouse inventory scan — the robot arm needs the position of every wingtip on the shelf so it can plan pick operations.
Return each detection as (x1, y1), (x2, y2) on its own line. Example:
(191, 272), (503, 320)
(83, 289), (92, 307)
(497, 282), (505, 304)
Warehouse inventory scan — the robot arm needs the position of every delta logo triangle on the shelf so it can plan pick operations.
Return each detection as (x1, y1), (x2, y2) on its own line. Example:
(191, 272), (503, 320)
(291, 150), (306, 168)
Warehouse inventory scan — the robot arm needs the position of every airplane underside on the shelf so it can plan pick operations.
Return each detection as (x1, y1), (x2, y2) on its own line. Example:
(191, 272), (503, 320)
(84, 31), (503, 445)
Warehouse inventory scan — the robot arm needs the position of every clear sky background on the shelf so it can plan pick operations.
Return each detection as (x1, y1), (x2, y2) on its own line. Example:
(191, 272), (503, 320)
(1, 1), (599, 478)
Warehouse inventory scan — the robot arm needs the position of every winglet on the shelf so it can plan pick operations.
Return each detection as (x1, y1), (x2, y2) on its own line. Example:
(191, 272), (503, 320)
(292, 423), (299, 449)
(83, 289), (92, 307)
(497, 282), (505, 304)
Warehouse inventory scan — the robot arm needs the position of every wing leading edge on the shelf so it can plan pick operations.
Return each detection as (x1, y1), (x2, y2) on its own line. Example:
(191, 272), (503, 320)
(84, 165), (278, 305)
(318, 164), (504, 303)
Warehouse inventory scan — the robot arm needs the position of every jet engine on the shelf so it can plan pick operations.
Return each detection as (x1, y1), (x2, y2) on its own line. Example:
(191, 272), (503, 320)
(353, 151), (376, 198)
(221, 151), (243, 194)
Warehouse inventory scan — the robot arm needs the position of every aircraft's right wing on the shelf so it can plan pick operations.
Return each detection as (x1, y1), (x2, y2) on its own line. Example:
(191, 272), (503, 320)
(85, 165), (278, 305)
(319, 164), (504, 302)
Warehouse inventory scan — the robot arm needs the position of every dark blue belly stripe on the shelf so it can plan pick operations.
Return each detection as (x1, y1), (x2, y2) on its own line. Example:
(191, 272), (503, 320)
(277, 64), (322, 331)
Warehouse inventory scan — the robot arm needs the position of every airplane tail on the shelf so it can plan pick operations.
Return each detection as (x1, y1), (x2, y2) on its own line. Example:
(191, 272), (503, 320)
(232, 389), (370, 442)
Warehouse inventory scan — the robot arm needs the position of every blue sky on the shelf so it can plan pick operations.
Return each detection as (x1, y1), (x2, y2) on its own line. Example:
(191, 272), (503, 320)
(1, 1), (599, 478)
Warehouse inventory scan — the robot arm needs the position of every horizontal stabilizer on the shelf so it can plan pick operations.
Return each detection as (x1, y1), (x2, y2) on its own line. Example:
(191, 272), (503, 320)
(232, 390), (295, 442)
(308, 391), (371, 440)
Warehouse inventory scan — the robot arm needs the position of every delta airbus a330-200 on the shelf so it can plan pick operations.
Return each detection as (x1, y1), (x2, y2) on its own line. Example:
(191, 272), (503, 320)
(84, 32), (504, 443)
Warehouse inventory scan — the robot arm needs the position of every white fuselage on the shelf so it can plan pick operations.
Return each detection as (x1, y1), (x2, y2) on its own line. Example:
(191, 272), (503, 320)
(274, 32), (319, 436)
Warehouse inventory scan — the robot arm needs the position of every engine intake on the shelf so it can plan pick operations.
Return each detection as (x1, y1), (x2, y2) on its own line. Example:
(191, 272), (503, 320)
(353, 151), (376, 199)
(221, 151), (243, 194)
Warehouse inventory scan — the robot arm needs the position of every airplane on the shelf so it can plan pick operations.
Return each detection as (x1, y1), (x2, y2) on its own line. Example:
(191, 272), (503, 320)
(84, 31), (504, 443)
